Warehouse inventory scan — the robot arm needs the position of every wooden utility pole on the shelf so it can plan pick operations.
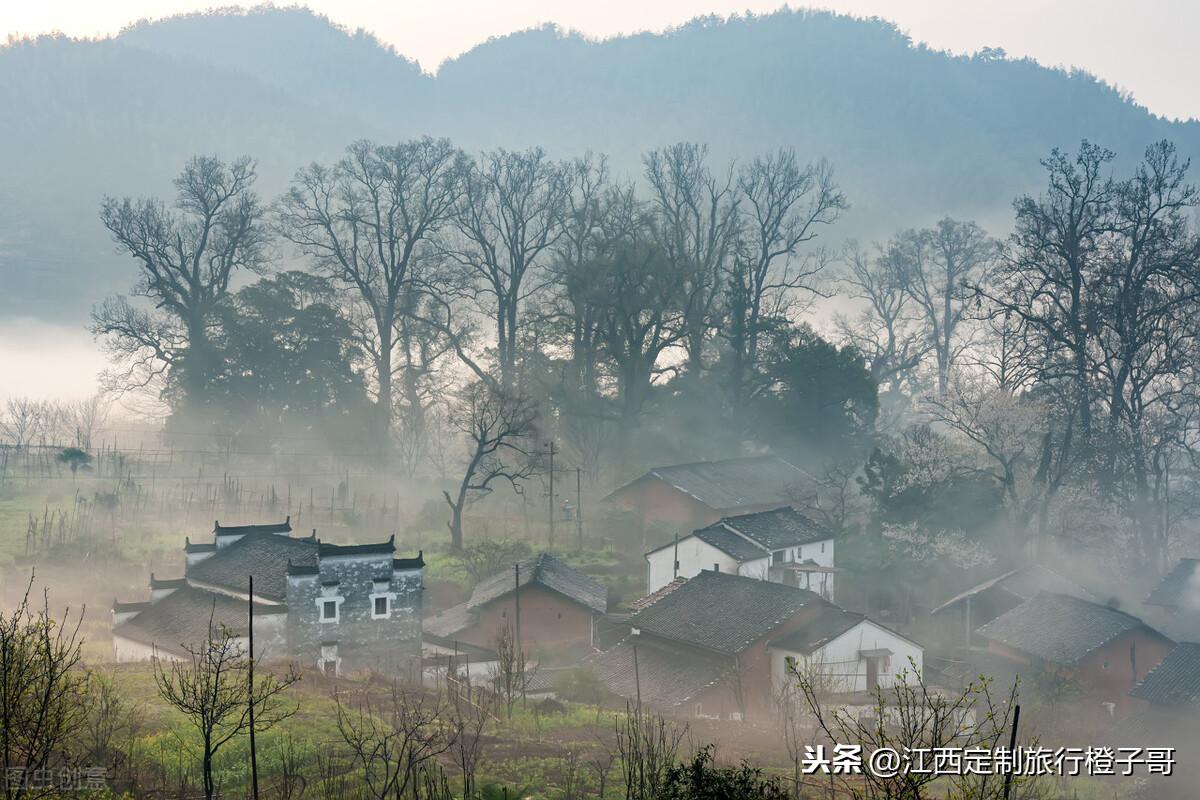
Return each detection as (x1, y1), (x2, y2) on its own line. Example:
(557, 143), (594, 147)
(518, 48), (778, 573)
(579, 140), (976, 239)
(1002, 704), (1021, 799)
(514, 562), (522, 647)
(576, 466), (583, 550)
(546, 440), (556, 549)
(248, 575), (259, 800)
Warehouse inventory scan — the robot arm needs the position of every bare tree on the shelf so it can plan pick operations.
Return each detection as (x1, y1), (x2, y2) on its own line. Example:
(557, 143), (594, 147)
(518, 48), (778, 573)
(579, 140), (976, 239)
(0, 397), (43, 451)
(982, 141), (1117, 441)
(835, 243), (928, 393)
(278, 137), (466, 448)
(552, 153), (611, 395)
(895, 219), (995, 397)
(792, 660), (1025, 800)
(726, 150), (846, 410)
(78, 668), (142, 789)
(446, 147), (568, 389)
(153, 620), (300, 800)
(446, 669), (498, 798)
(0, 577), (88, 800)
(644, 143), (741, 379)
(334, 683), (453, 800)
(614, 703), (687, 800)
(94, 156), (267, 404)
(490, 621), (535, 720)
(442, 382), (540, 550)
(590, 185), (689, 440)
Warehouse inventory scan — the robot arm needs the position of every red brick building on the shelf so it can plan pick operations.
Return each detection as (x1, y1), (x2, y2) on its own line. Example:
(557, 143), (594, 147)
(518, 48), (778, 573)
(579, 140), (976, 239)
(975, 592), (1174, 715)
(604, 456), (812, 533)
(587, 570), (837, 720)
(425, 553), (607, 657)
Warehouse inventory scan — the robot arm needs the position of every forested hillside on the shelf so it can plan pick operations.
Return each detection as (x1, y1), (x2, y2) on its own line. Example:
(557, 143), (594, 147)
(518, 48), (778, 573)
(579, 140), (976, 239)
(2, 5), (1197, 318)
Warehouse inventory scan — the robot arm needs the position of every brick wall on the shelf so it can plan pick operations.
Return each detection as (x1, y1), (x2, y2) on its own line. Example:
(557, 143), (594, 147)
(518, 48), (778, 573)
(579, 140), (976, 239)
(286, 555), (422, 677)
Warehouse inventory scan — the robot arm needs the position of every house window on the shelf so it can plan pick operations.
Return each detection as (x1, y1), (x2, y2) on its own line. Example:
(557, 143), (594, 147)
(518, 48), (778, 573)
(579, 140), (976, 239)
(374, 596), (388, 617)
(821, 542), (826, 553)
(784, 655), (796, 673)
(316, 595), (344, 623)
(714, 563), (720, 572)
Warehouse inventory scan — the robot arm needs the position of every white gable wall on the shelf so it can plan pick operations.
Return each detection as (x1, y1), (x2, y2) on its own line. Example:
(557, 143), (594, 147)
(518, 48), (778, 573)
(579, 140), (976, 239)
(646, 535), (764, 593)
(771, 619), (923, 696)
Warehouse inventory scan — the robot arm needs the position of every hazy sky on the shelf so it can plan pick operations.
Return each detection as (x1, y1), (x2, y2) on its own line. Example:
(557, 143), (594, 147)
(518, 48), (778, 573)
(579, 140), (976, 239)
(5, 0), (1198, 122)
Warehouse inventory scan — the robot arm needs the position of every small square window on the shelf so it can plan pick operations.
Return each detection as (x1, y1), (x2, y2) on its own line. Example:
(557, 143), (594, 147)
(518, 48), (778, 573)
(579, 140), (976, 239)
(322, 600), (337, 620)
(374, 596), (388, 617)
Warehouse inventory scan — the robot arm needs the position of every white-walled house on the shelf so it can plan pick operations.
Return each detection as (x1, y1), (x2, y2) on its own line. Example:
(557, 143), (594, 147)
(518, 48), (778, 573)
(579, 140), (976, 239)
(644, 506), (836, 599)
(768, 607), (924, 697)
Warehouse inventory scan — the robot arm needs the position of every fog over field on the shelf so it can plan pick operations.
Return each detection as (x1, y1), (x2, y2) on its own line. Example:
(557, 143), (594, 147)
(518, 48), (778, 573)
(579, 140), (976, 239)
(3, 4), (1200, 799)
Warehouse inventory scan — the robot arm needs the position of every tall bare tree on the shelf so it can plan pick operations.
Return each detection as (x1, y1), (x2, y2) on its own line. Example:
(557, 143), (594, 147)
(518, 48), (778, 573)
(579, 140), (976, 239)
(1094, 141), (1200, 569)
(983, 142), (1117, 440)
(446, 148), (568, 389)
(277, 137), (466, 447)
(726, 150), (846, 410)
(835, 242), (928, 393)
(94, 156), (267, 406)
(644, 143), (740, 379)
(590, 186), (690, 443)
(895, 218), (995, 397)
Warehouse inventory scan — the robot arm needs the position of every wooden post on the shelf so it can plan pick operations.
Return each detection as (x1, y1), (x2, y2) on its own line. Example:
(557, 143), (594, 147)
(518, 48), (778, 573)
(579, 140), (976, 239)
(576, 466), (583, 550)
(1002, 704), (1021, 799)
(514, 562), (521, 647)
(248, 575), (259, 800)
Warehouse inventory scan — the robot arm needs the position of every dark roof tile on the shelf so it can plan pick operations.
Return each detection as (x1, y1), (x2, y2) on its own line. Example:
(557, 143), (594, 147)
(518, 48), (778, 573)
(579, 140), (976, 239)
(1146, 559), (1200, 609)
(691, 526), (766, 561)
(768, 607), (866, 654)
(976, 592), (1169, 664)
(630, 570), (823, 654)
(469, 553), (607, 614)
(113, 586), (283, 657)
(587, 638), (730, 708)
(187, 533), (318, 601)
(1130, 642), (1200, 707)
(611, 456), (810, 511)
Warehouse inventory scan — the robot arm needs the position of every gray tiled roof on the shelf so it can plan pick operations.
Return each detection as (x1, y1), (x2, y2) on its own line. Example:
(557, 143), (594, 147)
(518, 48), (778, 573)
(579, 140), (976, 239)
(976, 592), (1168, 665)
(709, 506), (834, 552)
(112, 586), (284, 657)
(1146, 559), (1200, 609)
(187, 533), (318, 601)
(1130, 642), (1200, 707)
(932, 564), (1097, 615)
(587, 638), (730, 708)
(424, 601), (474, 638)
(692, 526), (767, 561)
(468, 552), (607, 614)
(630, 570), (823, 654)
(768, 607), (866, 654)
(614, 456), (810, 511)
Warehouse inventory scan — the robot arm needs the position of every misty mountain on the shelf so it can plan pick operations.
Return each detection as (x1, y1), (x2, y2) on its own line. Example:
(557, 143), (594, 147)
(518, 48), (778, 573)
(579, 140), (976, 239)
(2, 6), (1197, 320)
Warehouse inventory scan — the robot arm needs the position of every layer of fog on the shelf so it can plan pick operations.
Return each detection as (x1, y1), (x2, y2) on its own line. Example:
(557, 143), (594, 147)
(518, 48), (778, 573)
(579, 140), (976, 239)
(0, 317), (106, 403)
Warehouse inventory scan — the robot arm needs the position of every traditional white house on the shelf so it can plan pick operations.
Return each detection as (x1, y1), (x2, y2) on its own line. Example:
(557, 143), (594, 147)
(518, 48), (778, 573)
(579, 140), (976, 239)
(767, 606), (924, 697)
(644, 506), (836, 599)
